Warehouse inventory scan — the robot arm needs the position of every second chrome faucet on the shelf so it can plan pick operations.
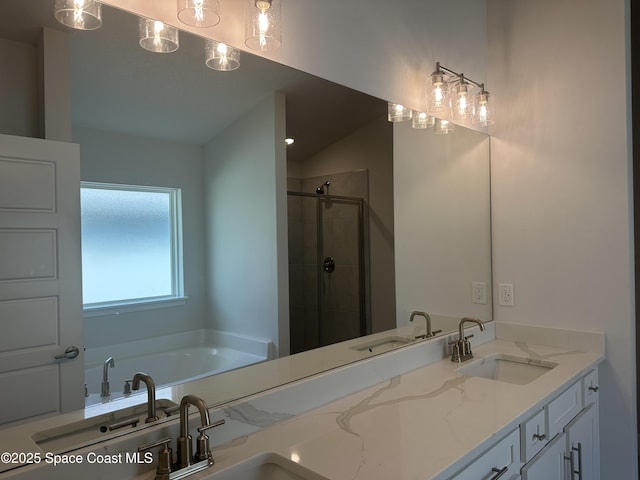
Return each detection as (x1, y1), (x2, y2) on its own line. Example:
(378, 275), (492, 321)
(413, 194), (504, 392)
(450, 317), (485, 363)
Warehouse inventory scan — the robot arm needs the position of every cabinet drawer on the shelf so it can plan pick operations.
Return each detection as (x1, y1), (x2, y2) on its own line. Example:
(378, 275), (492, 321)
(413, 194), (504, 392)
(548, 380), (582, 440)
(521, 408), (548, 462)
(451, 428), (520, 480)
(582, 369), (599, 406)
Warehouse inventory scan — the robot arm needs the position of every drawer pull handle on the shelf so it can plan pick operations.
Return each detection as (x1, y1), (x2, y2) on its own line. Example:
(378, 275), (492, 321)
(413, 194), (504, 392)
(588, 386), (599, 392)
(532, 433), (547, 441)
(489, 466), (508, 480)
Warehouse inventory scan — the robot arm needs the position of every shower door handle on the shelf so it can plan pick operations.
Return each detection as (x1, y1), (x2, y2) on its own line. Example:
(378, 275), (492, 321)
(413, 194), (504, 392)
(323, 257), (335, 273)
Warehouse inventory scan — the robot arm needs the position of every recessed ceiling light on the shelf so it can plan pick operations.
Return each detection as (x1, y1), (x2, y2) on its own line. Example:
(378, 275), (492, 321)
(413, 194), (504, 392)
(285, 137), (295, 146)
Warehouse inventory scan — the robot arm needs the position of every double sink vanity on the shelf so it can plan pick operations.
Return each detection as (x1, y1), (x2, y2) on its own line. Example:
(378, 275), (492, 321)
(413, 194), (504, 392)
(0, 321), (603, 480)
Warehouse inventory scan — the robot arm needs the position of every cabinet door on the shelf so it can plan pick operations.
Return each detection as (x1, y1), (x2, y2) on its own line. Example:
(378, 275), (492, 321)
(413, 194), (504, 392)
(451, 428), (520, 480)
(521, 432), (567, 480)
(564, 403), (598, 480)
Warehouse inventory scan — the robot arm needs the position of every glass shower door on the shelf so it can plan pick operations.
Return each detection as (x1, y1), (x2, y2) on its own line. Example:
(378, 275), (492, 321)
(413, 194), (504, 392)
(317, 197), (365, 346)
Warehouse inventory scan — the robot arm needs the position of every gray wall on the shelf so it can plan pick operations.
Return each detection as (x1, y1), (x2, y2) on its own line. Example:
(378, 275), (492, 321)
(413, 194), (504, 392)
(203, 93), (289, 357)
(291, 116), (395, 334)
(75, 127), (208, 348)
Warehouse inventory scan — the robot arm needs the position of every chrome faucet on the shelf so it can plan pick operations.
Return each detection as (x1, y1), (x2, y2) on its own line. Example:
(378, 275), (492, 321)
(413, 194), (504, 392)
(450, 317), (485, 363)
(138, 394), (225, 480)
(177, 395), (225, 471)
(132, 372), (159, 423)
(100, 356), (114, 397)
(409, 311), (442, 339)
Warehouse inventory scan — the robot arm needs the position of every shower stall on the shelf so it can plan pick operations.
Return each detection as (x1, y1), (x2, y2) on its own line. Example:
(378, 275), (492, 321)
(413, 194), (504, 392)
(287, 189), (368, 354)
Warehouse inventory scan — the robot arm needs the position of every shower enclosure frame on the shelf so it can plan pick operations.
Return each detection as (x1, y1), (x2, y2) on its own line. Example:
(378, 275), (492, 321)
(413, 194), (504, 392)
(287, 191), (369, 349)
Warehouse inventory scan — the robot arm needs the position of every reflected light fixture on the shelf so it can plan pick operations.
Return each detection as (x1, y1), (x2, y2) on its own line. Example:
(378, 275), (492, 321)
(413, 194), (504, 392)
(387, 103), (413, 122)
(412, 111), (435, 129)
(205, 40), (240, 71)
(177, 0), (220, 28)
(54, 0), (102, 30)
(427, 61), (494, 127)
(139, 18), (179, 53)
(434, 118), (455, 134)
(245, 0), (282, 51)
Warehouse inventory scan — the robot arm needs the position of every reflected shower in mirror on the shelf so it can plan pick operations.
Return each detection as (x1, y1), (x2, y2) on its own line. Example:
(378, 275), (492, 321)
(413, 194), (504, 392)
(0, 0), (491, 418)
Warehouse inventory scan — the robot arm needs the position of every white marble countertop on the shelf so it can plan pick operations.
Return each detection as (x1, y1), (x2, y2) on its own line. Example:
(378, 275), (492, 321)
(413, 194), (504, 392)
(190, 335), (603, 480)
(0, 323), (604, 480)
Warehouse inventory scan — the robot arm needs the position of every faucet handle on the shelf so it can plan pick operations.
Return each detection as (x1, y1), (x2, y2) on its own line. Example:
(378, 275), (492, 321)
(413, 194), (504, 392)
(195, 419), (226, 463)
(197, 419), (226, 433)
(138, 437), (172, 480)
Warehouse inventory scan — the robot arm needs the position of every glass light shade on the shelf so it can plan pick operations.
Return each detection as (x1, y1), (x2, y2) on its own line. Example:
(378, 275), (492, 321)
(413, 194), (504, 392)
(427, 71), (450, 115)
(245, 0), (282, 51)
(452, 80), (475, 122)
(177, 0), (220, 28)
(412, 111), (435, 129)
(139, 18), (179, 53)
(387, 103), (413, 122)
(434, 118), (455, 134)
(473, 90), (495, 127)
(54, 0), (102, 30)
(205, 40), (240, 71)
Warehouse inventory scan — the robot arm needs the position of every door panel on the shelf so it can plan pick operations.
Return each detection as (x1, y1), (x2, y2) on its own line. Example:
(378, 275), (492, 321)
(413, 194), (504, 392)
(0, 134), (83, 424)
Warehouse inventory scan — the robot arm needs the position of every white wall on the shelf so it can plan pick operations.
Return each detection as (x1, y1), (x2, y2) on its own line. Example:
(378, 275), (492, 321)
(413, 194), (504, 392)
(75, 127), (208, 348)
(203, 93), (288, 356)
(487, 0), (635, 478)
(292, 116), (396, 333)
(394, 121), (492, 324)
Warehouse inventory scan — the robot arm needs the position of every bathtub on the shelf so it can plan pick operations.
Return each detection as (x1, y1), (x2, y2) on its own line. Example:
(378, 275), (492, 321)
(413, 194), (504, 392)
(84, 329), (272, 406)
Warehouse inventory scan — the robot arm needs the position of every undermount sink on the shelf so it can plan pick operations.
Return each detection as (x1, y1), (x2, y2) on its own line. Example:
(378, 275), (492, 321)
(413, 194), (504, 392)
(31, 399), (178, 454)
(456, 354), (558, 385)
(204, 453), (330, 480)
(350, 335), (415, 354)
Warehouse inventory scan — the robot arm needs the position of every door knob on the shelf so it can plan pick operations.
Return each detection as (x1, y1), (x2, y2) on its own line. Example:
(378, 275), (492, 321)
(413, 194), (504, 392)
(55, 346), (80, 360)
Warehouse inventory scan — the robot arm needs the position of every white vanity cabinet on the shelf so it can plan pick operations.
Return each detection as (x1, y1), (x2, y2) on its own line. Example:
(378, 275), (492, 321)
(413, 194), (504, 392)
(449, 428), (521, 480)
(521, 369), (599, 480)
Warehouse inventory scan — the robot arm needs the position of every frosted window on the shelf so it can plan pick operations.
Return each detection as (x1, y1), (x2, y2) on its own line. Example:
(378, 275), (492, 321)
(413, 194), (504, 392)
(80, 183), (182, 306)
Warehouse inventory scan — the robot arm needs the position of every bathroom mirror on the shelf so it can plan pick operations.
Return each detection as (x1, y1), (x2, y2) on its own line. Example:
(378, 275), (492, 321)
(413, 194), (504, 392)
(0, 0), (491, 421)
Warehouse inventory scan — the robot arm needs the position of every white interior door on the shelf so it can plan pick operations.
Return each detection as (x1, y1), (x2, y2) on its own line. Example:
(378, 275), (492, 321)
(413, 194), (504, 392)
(0, 134), (83, 425)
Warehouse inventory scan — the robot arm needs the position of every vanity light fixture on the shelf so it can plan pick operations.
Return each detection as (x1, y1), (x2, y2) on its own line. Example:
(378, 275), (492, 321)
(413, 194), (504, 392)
(54, 0), (102, 30)
(427, 61), (494, 127)
(205, 40), (240, 71)
(245, 0), (282, 51)
(387, 103), (413, 122)
(139, 18), (179, 53)
(412, 111), (435, 129)
(177, 0), (221, 28)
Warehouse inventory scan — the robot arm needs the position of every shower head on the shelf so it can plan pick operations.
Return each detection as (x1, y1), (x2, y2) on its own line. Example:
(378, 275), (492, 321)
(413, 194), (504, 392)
(315, 181), (330, 194)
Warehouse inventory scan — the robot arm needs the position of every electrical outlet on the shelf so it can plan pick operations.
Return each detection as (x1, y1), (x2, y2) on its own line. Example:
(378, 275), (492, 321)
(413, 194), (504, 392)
(472, 282), (487, 304)
(498, 283), (514, 306)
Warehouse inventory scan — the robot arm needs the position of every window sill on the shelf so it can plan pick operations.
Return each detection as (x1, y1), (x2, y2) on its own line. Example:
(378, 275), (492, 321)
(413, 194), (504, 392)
(83, 296), (188, 318)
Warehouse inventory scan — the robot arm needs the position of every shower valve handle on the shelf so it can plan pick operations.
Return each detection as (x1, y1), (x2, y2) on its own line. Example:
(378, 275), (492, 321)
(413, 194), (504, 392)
(323, 257), (335, 273)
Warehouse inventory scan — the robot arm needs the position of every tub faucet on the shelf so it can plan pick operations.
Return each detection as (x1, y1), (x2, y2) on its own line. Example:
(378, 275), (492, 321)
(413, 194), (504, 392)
(450, 317), (485, 363)
(409, 311), (441, 339)
(176, 394), (225, 470)
(100, 356), (114, 397)
(132, 372), (159, 423)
